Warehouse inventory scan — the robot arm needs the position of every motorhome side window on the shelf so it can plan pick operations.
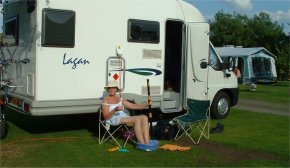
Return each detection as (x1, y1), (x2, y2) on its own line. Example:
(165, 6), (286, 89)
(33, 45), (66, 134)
(41, 8), (75, 47)
(128, 19), (159, 43)
(4, 16), (19, 46)
(209, 44), (221, 70)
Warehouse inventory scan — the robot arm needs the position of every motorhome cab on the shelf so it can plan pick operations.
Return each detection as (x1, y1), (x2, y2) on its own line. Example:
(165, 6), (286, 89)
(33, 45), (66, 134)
(0, 0), (238, 138)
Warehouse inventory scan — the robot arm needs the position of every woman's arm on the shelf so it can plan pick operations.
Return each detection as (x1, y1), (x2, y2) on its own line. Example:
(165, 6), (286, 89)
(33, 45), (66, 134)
(122, 99), (150, 110)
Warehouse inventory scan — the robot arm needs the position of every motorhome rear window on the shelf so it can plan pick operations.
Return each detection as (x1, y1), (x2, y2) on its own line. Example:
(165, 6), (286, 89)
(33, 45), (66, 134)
(4, 15), (19, 46)
(128, 19), (159, 43)
(42, 8), (75, 47)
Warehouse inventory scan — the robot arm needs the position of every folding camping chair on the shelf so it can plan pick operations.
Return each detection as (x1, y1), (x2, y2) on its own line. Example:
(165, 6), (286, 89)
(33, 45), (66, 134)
(98, 107), (135, 148)
(173, 99), (210, 144)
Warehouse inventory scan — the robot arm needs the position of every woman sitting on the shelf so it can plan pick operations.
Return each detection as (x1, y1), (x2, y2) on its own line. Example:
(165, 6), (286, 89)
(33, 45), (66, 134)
(102, 80), (151, 145)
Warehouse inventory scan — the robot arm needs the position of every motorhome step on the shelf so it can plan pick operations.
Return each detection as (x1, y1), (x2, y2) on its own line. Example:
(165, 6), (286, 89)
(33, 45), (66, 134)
(162, 108), (180, 113)
(163, 91), (179, 99)
(163, 100), (176, 109)
(163, 98), (175, 101)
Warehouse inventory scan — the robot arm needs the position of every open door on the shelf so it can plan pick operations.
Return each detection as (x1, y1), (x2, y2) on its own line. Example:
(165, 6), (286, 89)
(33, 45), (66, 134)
(162, 20), (183, 113)
(184, 22), (210, 109)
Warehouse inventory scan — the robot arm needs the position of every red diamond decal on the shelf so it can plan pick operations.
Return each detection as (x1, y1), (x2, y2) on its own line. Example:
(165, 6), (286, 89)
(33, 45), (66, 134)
(113, 73), (119, 80)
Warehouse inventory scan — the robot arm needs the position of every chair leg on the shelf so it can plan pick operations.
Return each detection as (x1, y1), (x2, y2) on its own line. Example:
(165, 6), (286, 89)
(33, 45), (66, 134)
(174, 121), (197, 144)
(122, 133), (135, 148)
(121, 125), (136, 148)
(99, 122), (136, 148)
(174, 122), (186, 141)
(196, 119), (210, 144)
(174, 121), (188, 141)
(99, 122), (101, 145)
(121, 126), (130, 148)
(106, 130), (122, 147)
(174, 129), (181, 140)
(99, 122), (122, 148)
(175, 120), (210, 145)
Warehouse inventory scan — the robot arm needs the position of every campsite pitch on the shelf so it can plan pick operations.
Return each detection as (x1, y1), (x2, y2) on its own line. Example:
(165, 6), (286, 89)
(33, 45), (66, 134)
(0, 108), (289, 167)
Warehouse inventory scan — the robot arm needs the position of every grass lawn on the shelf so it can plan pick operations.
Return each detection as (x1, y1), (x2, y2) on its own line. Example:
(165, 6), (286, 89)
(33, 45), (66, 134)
(239, 81), (289, 105)
(1, 108), (289, 167)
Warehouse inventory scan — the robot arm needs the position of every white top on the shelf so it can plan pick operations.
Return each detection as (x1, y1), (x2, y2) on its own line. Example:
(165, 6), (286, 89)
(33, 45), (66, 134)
(102, 98), (128, 125)
(102, 98), (123, 112)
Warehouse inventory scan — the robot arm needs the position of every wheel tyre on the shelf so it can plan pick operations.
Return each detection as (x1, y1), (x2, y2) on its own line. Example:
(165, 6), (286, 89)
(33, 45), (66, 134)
(0, 121), (8, 139)
(210, 92), (230, 119)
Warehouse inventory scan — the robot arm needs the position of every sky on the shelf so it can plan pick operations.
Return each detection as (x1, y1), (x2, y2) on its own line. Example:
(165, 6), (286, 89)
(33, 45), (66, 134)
(185, 0), (290, 34)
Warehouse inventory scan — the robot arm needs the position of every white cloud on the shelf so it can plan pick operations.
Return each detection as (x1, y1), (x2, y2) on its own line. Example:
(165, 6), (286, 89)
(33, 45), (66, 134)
(265, 9), (290, 23)
(221, 0), (253, 12)
(260, 9), (290, 32)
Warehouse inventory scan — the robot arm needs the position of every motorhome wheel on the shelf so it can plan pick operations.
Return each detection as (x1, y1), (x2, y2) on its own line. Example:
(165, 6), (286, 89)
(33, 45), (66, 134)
(210, 92), (230, 119)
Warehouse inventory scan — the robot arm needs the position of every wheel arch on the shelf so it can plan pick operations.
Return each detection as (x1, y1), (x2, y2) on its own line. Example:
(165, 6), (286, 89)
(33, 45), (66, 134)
(218, 88), (239, 107)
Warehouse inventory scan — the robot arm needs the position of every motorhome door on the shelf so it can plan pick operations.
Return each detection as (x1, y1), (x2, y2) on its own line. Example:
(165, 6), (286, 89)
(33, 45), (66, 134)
(184, 22), (209, 108)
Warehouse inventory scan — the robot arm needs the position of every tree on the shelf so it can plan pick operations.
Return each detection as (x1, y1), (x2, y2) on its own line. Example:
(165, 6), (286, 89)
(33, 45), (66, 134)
(249, 12), (285, 53)
(209, 11), (289, 80)
(275, 35), (290, 81)
(210, 11), (253, 47)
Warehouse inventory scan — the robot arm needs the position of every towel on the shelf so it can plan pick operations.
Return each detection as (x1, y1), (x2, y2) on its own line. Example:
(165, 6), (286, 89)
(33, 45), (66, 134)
(108, 146), (120, 152)
(159, 144), (190, 151)
(108, 146), (129, 152)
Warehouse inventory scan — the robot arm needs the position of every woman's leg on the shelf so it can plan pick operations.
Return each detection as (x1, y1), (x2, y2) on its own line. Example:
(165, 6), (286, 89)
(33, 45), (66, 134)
(120, 115), (149, 144)
(139, 115), (150, 144)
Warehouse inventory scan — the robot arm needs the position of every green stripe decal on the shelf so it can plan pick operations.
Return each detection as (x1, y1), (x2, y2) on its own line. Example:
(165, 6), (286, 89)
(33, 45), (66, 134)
(112, 68), (162, 76)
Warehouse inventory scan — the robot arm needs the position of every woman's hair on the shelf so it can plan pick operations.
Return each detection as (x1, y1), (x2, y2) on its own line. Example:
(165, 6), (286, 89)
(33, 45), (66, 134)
(107, 87), (119, 92)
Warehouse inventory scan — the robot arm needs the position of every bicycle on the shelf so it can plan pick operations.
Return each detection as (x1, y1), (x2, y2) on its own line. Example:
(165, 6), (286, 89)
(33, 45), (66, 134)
(0, 45), (30, 139)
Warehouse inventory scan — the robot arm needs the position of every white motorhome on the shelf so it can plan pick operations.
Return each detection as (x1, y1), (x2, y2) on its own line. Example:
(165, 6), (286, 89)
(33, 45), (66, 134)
(0, 0), (239, 137)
